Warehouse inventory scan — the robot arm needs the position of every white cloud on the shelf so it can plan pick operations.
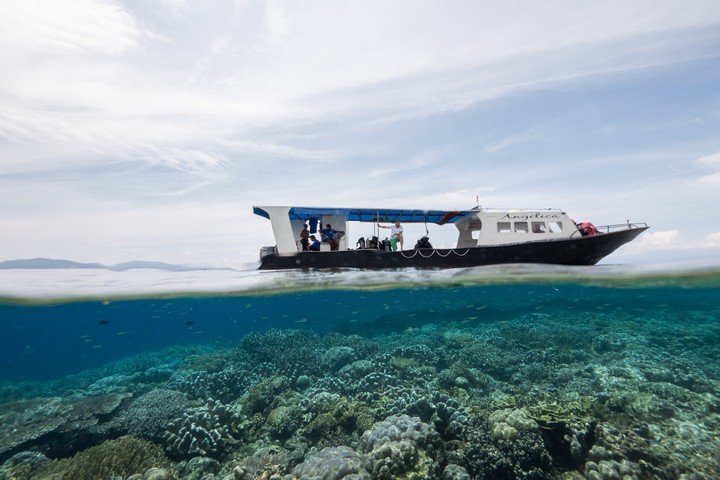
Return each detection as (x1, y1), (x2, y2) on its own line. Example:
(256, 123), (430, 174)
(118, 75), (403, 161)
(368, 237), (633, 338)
(142, 147), (229, 174)
(484, 129), (537, 153)
(1, 0), (146, 57)
(695, 152), (720, 186)
(696, 152), (720, 167)
(697, 172), (720, 187)
(704, 232), (720, 247)
(620, 229), (720, 256)
(636, 230), (683, 249)
(2, 1), (720, 177)
(618, 230), (685, 255)
(369, 150), (440, 179)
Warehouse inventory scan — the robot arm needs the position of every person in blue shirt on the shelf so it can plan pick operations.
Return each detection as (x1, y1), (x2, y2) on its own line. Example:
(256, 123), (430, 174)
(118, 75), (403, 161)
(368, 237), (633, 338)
(320, 224), (339, 250)
(308, 235), (321, 251)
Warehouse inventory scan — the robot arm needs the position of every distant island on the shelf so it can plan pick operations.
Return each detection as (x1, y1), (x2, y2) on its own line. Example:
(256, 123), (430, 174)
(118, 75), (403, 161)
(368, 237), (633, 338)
(0, 258), (228, 272)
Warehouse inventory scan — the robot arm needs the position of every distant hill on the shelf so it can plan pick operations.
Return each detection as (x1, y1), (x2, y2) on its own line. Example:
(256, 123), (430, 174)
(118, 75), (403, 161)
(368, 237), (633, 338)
(0, 258), (224, 271)
(109, 261), (209, 272)
(0, 258), (105, 269)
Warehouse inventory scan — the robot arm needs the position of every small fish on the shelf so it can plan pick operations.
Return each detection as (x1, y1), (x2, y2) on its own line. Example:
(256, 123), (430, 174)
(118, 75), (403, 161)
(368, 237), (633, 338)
(184, 320), (194, 327)
(98, 320), (109, 325)
(294, 318), (307, 324)
(92, 345), (103, 349)
(115, 331), (128, 335)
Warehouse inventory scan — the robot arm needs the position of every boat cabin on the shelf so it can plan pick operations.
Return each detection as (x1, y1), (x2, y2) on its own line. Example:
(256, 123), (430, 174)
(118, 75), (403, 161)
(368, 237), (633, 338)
(253, 205), (578, 254)
(455, 208), (575, 248)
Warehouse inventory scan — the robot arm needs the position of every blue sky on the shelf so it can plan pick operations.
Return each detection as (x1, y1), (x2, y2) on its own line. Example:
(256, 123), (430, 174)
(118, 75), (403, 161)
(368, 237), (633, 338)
(1, 0), (720, 266)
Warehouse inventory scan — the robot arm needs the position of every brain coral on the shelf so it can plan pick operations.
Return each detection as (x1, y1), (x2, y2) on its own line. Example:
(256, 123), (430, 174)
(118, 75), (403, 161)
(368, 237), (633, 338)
(361, 414), (443, 479)
(290, 446), (371, 480)
(116, 389), (189, 440)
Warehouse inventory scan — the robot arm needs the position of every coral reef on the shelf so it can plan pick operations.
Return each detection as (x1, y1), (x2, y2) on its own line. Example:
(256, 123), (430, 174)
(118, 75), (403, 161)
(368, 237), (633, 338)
(114, 389), (190, 440)
(2, 293), (719, 480)
(453, 414), (555, 479)
(163, 399), (242, 459)
(362, 414), (444, 478)
(177, 456), (221, 480)
(442, 464), (470, 480)
(290, 446), (370, 480)
(33, 436), (175, 479)
(0, 393), (126, 459)
(0, 451), (50, 480)
(322, 347), (358, 372)
(169, 367), (258, 404)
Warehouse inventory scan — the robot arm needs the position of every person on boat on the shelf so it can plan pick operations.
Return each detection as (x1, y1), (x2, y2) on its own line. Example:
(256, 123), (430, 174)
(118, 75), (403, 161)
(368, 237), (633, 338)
(299, 224), (310, 251)
(379, 220), (404, 250)
(308, 235), (321, 251)
(320, 224), (339, 250)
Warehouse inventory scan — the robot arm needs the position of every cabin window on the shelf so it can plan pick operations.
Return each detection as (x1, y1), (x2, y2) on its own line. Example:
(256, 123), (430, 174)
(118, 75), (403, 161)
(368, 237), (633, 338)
(548, 221), (563, 233)
(497, 222), (512, 233)
(531, 221), (546, 233)
(514, 222), (528, 233)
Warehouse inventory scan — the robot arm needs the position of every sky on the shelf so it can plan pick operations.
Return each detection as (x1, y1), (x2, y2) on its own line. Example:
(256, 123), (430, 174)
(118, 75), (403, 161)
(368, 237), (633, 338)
(1, 0), (720, 267)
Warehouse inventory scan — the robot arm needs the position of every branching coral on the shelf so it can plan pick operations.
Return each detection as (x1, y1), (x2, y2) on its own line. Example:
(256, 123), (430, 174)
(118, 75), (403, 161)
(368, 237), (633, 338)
(163, 399), (242, 459)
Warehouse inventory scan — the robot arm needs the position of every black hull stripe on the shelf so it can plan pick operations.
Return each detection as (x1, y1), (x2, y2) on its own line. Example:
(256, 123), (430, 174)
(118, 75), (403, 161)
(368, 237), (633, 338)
(258, 227), (648, 270)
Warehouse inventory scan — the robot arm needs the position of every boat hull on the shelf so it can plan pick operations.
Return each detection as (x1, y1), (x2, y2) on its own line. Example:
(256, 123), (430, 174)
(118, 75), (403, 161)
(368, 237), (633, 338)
(258, 227), (648, 270)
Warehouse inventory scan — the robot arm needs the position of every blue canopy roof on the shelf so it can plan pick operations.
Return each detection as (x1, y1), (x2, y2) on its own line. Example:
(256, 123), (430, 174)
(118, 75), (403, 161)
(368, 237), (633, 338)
(253, 206), (474, 225)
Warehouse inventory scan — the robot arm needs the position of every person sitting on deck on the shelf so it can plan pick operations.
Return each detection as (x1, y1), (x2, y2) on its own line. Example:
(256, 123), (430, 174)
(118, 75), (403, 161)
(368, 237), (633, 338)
(308, 235), (321, 251)
(320, 224), (339, 251)
(379, 220), (404, 251)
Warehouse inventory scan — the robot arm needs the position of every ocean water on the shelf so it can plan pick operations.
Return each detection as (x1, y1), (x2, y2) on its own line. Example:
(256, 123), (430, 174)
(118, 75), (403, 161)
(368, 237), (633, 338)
(0, 265), (718, 479)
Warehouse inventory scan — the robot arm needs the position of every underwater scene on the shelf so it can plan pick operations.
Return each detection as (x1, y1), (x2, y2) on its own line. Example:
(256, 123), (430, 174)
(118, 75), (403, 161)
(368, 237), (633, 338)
(0, 267), (719, 480)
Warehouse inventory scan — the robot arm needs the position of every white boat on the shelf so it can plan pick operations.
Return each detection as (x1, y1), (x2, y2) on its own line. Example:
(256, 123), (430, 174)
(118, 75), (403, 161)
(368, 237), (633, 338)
(253, 205), (648, 270)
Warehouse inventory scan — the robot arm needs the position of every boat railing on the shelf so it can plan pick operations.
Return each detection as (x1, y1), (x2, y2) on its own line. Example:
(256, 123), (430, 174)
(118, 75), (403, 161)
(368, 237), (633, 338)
(594, 222), (648, 234)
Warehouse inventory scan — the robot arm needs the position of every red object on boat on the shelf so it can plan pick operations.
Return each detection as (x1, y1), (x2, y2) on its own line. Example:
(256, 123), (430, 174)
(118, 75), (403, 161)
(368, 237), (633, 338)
(438, 211), (463, 225)
(580, 221), (600, 236)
